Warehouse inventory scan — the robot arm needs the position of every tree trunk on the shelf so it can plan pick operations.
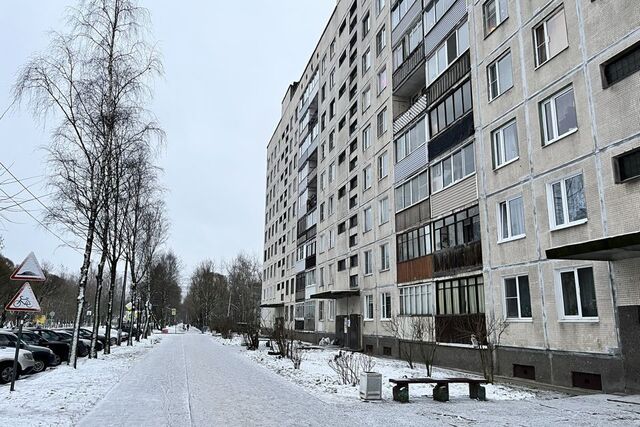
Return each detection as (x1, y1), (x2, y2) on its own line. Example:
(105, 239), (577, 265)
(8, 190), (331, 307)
(90, 248), (108, 358)
(117, 260), (128, 346)
(70, 214), (97, 369)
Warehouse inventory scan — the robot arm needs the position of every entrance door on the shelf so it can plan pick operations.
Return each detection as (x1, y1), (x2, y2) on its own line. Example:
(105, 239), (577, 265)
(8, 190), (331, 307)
(348, 314), (361, 350)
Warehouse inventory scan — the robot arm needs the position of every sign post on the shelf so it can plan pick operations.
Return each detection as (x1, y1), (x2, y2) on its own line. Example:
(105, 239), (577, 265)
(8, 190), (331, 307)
(6, 253), (46, 392)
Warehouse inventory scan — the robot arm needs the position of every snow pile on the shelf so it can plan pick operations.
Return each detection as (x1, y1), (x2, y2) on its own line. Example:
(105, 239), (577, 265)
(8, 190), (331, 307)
(210, 336), (552, 403)
(0, 334), (161, 427)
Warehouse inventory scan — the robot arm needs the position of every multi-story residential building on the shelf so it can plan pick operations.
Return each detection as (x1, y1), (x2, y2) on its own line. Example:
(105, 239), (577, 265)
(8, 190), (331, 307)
(262, 0), (640, 393)
(262, 0), (396, 351)
(471, 0), (640, 393)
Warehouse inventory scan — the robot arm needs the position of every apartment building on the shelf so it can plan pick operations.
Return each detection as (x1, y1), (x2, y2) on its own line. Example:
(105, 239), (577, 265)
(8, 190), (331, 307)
(471, 0), (640, 392)
(262, 0), (396, 350)
(262, 0), (640, 393)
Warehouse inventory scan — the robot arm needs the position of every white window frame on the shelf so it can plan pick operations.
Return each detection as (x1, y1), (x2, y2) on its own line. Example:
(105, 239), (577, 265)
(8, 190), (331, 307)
(377, 66), (387, 94)
(380, 242), (390, 271)
(363, 206), (373, 232)
(328, 300), (335, 321)
(534, 8), (568, 68)
(362, 125), (371, 151)
(380, 292), (392, 320)
(430, 143), (476, 194)
(329, 229), (336, 248)
(376, 26), (387, 56)
(378, 151), (389, 179)
(554, 266), (598, 321)
(540, 86), (578, 145)
(376, 0), (385, 16)
(362, 48), (371, 74)
(483, 0), (508, 35)
(364, 249), (373, 275)
(363, 165), (372, 190)
(503, 275), (532, 321)
(364, 295), (374, 320)
(546, 172), (588, 230)
(492, 119), (519, 169)
(487, 51), (513, 101)
(497, 195), (526, 243)
(379, 196), (389, 224)
(399, 283), (434, 315)
(362, 86), (372, 111)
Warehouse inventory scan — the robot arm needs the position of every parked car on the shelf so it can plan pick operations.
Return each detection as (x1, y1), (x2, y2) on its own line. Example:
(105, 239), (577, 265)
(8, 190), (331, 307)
(20, 330), (69, 365)
(54, 330), (102, 352)
(0, 331), (56, 373)
(62, 328), (108, 349)
(28, 328), (89, 357)
(0, 346), (35, 384)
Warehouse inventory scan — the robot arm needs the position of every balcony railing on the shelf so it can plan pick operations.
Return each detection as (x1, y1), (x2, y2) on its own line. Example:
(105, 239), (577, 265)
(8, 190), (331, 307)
(392, 41), (425, 90)
(426, 51), (471, 106)
(393, 94), (427, 132)
(428, 111), (474, 160)
(397, 254), (434, 284)
(433, 240), (482, 277)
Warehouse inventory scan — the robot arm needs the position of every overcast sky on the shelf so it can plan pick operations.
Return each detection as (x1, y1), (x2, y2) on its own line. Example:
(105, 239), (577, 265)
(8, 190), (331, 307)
(0, 1), (334, 282)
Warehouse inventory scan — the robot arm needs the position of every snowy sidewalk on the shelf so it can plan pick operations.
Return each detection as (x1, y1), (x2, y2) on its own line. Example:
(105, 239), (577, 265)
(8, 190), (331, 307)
(77, 333), (640, 426)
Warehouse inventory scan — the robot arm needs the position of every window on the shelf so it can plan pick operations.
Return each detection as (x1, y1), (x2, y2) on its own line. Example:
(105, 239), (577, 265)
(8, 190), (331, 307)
(350, 254), (358, 268)
(391, 0), (417, 28)
(337, 259), (347, 271)
(426, 21), (469, 85)
(487, 51), (513, 100)
(328, 196), (335, 217)
(330, 39), (336, 58)
(540, 86), (577, 145)
(397, 225), (432, 262)
(547, 173), (587, 229)
(498, 196), (525, 242)
(484, 0), (508, 35)
(377, 107), (388, 136)
(429, 80), (472, 137)
(504, 275), (531, 319)
(363, 165), (373, 190)
(362, 125), (371, 150)
(329, 229), (336, 248)
(363, 206), (373, 232)
(329, 68), (336, 89)
(436, 276), (485, 315)
(381, 292), (392, 319)
(376, 26), (386, 56)
(376, 0), (385, 15)
(433, 205), (480, 251)
(328, 162), (336, 183)
(380, 243), (390, 270)
(379, 196), (389, 224)
(602, 41), (640, 88)
(614, 148), (640, 183)
(318, 300), (325, 321)
(557, 267), (598, 319)
(534, 8), (568, 67)
(377, 67), (387, 94)
(378, 151), (389, 179)
(400, 283), (433, 315)
(362, 86), (371, 110)
(364, 295), (374, 320)
(395, 117), (426, 162)
(395, 171), (429, 211)
(362, 48), (371, 73)
(430, 143), (475, 192)
(492, 120), (519, 168)
(392, 19), (423, 70)
(424, 0), (456, 34)
(364, 250), (373, 275)
(328, 300), (335, 320)
(362, 11), (371, 37)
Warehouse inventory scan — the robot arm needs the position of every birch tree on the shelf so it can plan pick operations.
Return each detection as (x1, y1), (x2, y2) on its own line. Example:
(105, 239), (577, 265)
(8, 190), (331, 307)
(14, 0), (162, 367)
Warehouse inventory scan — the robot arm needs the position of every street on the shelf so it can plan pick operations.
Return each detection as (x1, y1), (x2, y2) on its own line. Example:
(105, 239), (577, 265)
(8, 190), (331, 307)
(77, 333), (640, 427)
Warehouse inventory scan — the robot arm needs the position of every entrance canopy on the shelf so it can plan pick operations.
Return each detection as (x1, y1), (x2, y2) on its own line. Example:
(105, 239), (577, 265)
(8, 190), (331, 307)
(260, 302), (284, 308)
(546, 232), (640, 261)
(309, 290), (360, 299)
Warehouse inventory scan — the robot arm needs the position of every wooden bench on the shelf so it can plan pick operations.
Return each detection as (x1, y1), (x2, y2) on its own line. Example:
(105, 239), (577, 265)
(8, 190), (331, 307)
(389, 377), (488, 402)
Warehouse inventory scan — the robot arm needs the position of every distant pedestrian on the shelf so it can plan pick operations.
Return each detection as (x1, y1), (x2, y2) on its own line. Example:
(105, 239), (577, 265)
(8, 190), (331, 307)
(187, 324), (190, 331)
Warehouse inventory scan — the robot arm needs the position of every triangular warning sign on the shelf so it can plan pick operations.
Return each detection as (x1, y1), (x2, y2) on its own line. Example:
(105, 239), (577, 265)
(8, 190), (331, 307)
(10, 252), (46, 282)
(5, 282), (41, 312)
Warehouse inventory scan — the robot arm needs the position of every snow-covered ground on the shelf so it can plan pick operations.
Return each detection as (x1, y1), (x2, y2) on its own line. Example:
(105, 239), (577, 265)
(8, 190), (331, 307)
(0, 334), (161, 427)
(211, 334), (554, 403)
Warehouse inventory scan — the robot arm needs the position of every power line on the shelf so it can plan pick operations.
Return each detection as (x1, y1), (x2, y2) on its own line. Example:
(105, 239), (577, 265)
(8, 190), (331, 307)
(0, 184), (83, 254)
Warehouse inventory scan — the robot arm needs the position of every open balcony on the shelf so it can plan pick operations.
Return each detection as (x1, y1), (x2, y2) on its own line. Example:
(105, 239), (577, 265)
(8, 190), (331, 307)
(433, 240), (482, 277)
(392, 41), (425, 97)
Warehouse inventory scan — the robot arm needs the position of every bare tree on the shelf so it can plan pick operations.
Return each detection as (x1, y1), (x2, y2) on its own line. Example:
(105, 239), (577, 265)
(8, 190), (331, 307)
(14, 0), (162, 367)
(461, 314), (509, 383)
